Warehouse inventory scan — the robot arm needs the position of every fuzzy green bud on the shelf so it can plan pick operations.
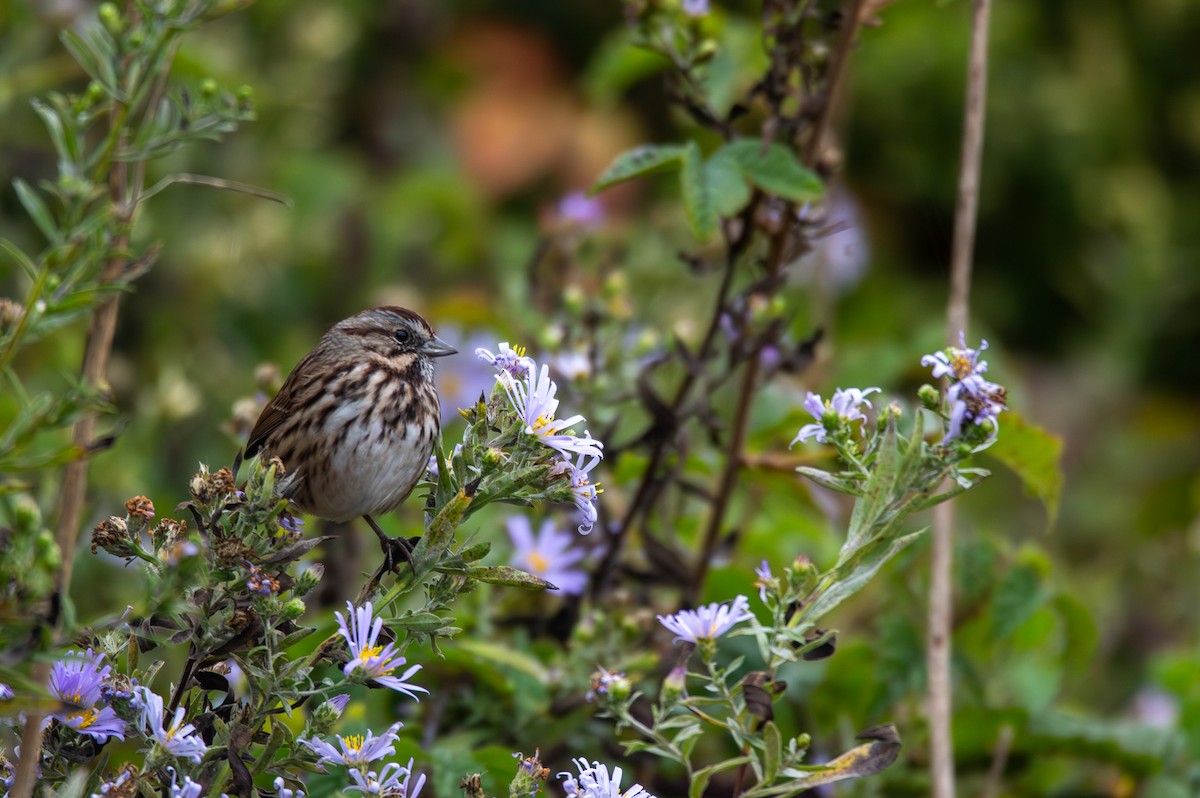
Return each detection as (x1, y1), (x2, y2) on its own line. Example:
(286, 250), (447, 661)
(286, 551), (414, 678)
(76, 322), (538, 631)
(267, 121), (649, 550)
(877, 401), (903, 432)
(10, 493), (41, 531)
(481, 447), (505, 469)
(306, 694), (350, 736)
(660, 661), (689, 708)
(36, 529), (62, 570)
(236, 84), (254, 102)
(127, 29), (144, 48)
(280, 598), (306, 621)
(200, 78), (219, 99)
(918, 384), (941, 411)
(292, 564), (324, 597)
(98, 3), (123, 36)
(562, 284), (585, 314)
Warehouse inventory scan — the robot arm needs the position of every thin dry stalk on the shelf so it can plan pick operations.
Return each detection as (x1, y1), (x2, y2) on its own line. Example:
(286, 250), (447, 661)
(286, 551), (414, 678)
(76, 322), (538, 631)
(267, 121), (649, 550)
(929, 2), (992, 798)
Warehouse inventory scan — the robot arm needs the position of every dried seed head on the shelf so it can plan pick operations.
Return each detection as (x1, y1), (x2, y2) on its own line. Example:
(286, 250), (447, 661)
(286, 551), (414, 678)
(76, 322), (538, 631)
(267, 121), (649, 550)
(91, 516), (130, 555)
(124, 495), (155, 520)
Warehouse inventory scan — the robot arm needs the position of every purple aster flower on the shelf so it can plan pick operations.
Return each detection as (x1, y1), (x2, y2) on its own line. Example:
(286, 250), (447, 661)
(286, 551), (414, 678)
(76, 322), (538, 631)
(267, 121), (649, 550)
(922, 334), (1007, 440)
(921, 333), (989, 382)
(585, 668), (628, 703)
(506, 516), (588, 595)
(557, 191), (605, 228)
(682, 0), (710, 17)
(279, 514), (305, 534)
(93, 767), (135, 797)
(499, 364), (604, 461)
(0, 684), (12, 701)
(325, 693), (351, 718)
(165, 767), (204, 798)
(47, 649), (126, 743)
(301, 722), (401, 768)
(335, 602), (427, 700)
(754, 560), (773, 603)
(658, 595), (754, 644)
(476, 342), (535, 379)
(274, 776), (305, 798)
(790, 387), (880, 446)
(553, 452), (602, 534)
(132, 686), (208, 763)
(559, 758), (657, 798)
(347, 760), (425, 798)
(246, 564), (280, 595)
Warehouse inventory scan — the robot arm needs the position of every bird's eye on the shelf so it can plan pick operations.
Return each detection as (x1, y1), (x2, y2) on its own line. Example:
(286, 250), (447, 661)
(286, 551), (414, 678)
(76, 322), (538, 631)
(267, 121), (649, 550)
(394, 328), (411, 344)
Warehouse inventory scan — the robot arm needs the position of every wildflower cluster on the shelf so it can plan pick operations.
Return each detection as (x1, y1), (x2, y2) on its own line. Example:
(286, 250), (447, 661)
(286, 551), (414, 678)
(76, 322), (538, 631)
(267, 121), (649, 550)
(300, 717), (426, 798)
(921, 334), (1008, 441)
(483, 343), (605, 533)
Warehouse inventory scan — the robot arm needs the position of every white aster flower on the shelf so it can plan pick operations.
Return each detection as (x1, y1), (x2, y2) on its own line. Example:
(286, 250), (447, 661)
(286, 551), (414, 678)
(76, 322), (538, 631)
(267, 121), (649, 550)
(300, 722), (402, 768)
(559, 758), (657, 798)
(499, 364), (604, 460)
(336, 602), (427, 700)
(657, 595), (754, 643)
(132, 687), (207, 763)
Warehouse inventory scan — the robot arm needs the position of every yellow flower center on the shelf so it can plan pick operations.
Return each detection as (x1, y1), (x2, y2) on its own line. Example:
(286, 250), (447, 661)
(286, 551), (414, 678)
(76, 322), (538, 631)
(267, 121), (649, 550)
(357, 644), (384, 663)
(69, 707), (99, 729)
(344, 735), (365, 753)
(532, 413), (554, 432)
(528, 552), (549, 574)
(950, 353), (973, 379)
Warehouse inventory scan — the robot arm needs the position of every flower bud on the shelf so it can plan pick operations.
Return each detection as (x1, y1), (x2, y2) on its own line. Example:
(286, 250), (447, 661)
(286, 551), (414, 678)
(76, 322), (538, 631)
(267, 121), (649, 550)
(292, 563), (324, 597)
(200, 78), (219, 99)
(510, 750), (550, 798)
(481, 447), (506, 469)
(98, 3), (123, 36)
(127, 29), (144, 48)
(280, 598), (306, 621)
(661, 662), (689, 706)
(307, 693), (350, 736)
(918, 383), (941, 411)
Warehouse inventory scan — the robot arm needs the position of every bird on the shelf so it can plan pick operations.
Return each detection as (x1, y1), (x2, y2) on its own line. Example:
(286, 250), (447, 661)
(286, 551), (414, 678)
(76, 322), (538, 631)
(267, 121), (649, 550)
(235, 307), (457, 569)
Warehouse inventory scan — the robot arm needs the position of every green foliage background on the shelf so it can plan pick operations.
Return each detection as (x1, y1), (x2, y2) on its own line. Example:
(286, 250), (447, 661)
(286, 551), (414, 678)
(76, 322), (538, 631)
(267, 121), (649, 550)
(2, 0), (1199, 794)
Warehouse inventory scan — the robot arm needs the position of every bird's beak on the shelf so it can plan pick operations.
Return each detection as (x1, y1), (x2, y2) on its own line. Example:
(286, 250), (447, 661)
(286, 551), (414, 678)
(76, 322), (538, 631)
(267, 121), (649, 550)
(422, 335), (458, 358)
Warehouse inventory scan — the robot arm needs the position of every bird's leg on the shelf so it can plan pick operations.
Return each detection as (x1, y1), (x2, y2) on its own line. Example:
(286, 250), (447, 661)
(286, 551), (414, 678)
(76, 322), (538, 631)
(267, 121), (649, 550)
(364, 515), (415, 573)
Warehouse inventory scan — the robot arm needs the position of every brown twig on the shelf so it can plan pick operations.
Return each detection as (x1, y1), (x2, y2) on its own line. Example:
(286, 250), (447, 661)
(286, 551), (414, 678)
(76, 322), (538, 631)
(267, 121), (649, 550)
(803, 0), (863, 169)
(981, 723), (1013, 798)
(928, 3), (992, 798)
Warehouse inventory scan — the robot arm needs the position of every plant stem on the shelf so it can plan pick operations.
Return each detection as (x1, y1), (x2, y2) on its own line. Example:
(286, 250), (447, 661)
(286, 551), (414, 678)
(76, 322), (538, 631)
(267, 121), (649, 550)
(928, 3), (991, 798)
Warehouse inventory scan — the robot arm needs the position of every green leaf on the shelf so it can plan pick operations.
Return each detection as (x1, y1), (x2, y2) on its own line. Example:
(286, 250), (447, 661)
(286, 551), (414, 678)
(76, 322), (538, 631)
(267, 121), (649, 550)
(989, 549), (1049, 640)
(680, 142), (718, 240)
(763, 721), (782, 784)
(704, 150), (752, 217)
(582, 30), (671, 105)
(802, 528), (926, 625)
(13, 180), (58, 244)
(591, 144), (685, 193)
(390, 610), (453, 633)
(467, 565), (554, 591)
(717, 139), (824, 202)
(689, 757), (751, 798)
(986, 410), (1063, 526)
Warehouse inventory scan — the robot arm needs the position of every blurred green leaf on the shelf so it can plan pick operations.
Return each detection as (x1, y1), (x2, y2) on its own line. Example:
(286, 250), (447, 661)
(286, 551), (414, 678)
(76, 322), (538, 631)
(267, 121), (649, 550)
(987, 410), (1063, 526)
(13, 179), (58, 244)
(717, 139), (824, 203)
(583, 30), (670, 106)
(990, 550), (1049, 640)
(1026, 711), (1180, 775)
(680, 141), (718, 240)
(591, 144), (685, 193)
(704, 149), (752, 217)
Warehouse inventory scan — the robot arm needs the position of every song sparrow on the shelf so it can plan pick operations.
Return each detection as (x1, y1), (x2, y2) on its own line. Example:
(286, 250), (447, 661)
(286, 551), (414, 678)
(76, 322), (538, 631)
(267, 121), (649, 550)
(237, 307), (456, 566)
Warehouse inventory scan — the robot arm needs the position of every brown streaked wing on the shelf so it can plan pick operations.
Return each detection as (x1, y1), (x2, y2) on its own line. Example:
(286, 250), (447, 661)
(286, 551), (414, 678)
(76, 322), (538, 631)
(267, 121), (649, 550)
(243, 349), (323, 460)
